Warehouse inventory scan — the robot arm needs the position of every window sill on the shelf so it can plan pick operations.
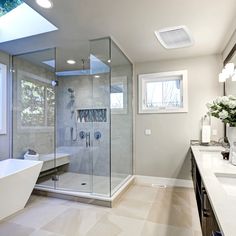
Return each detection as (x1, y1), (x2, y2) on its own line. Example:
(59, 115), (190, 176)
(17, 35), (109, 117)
(139, 107), (188, 114)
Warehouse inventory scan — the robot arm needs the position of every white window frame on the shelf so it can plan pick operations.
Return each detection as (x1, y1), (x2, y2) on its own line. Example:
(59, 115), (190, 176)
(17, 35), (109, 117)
(0, 63), (7, 134)
(138, 70), (188, 114)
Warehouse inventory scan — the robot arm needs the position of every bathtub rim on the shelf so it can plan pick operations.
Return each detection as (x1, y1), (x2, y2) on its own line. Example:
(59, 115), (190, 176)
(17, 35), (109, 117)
(0, 159), (43, 179)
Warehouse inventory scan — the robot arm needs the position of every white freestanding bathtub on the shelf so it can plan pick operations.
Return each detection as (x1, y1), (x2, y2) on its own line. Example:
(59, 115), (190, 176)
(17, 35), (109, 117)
(0, 159), (43, 220)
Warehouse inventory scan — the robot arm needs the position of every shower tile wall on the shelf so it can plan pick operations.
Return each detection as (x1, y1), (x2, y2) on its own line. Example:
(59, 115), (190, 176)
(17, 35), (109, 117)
(13, 58), (55, 159)
(56, 74), (110, 177)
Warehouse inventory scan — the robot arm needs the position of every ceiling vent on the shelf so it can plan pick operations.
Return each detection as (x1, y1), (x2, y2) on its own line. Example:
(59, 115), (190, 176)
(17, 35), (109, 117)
(155, 25), (194, 49)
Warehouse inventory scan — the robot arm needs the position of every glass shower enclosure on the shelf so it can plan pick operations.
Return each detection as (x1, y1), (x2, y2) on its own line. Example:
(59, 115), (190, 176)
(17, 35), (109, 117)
(11, 37), (133, 198)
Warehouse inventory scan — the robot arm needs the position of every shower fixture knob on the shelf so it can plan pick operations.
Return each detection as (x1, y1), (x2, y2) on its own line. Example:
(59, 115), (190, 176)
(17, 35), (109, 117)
(79, 131), (86, 139)
(94, 131), (101, 140)
(51, 80), (59, 87)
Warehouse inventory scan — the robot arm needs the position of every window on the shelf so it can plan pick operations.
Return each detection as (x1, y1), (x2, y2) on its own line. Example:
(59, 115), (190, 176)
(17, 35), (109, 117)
(110, 76), (127, 114)
(138, 70), (188, 113)
(18, 71), (55, 129)
(0, 63), (7, 134)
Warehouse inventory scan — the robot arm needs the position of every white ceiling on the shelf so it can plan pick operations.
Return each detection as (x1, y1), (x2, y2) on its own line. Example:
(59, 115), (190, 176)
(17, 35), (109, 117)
(0, 0), (235, 63)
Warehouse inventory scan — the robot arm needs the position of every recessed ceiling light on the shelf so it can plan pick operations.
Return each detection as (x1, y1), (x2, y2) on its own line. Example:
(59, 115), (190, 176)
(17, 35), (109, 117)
(67, 59), (76, 65)
(94, 75), (100, 78)
(36, 0), (53, 9)
(107, 59), (111, 63)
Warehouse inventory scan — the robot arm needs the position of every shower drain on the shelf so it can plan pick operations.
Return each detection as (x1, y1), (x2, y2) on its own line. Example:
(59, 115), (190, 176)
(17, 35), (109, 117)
(81, 182), (87, 185)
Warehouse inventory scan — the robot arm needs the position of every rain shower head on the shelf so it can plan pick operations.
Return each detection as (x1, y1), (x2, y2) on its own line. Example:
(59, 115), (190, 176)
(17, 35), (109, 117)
(68, 88), (74, 93)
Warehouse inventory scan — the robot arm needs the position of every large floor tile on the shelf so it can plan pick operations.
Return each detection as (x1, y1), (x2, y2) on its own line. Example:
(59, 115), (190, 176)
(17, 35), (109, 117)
(42, 207), (106, 235)
(8, 200), (68, 229)
(154, 187), (193, 207)
(141, 221), (195, 236)
(121, 185), (158, 203)
(86, 214), (145, 236)
(0, 221), (34, 236)
(29, 229), (63, 236)
(111, 198), (152, 220)
(147, 201), (193, 228)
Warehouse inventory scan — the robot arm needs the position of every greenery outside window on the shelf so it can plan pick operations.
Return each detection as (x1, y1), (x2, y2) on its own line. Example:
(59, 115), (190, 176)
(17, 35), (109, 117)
(0, 0), (23, 17)
(17, 71), (55, 130)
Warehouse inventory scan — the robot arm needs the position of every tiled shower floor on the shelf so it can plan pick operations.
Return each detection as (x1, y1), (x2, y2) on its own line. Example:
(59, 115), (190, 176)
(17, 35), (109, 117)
(0, 184), (202, 236)
(37, 172), (128, 195)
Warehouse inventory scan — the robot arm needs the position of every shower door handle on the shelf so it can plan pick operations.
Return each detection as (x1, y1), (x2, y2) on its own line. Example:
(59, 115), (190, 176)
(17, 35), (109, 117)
(86, 132), (90, 148)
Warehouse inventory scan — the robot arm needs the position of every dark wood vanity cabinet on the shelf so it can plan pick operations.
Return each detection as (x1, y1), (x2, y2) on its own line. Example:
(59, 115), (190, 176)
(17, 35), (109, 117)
(191, 150), (221, 236)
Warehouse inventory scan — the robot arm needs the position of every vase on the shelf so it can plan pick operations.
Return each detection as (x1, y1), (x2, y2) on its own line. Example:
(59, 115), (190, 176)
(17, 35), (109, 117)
(227, 126), (236, 165)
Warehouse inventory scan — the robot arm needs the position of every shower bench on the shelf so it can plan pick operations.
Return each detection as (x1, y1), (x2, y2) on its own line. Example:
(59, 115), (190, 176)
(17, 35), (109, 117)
(39, 153), (70, 172)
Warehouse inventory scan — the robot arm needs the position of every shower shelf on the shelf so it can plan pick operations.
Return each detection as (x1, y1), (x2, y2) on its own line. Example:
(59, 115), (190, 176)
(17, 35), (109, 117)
(77, 108), (107, 122)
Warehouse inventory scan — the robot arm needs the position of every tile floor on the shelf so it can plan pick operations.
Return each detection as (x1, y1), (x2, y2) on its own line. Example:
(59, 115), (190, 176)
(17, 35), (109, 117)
(0, 184), (202, 236)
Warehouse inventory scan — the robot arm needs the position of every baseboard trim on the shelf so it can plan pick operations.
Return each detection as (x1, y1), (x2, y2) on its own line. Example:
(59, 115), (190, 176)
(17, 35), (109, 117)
(134, 175), (193, 188)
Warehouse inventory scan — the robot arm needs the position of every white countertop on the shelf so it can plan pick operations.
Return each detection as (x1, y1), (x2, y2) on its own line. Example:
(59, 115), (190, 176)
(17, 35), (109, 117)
(191, 145), (236, 236)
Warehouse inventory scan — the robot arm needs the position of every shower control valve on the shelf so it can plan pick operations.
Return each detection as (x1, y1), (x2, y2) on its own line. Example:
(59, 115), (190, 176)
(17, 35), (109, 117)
(79, 131), (86, 139)
(94, 131), (101, 140)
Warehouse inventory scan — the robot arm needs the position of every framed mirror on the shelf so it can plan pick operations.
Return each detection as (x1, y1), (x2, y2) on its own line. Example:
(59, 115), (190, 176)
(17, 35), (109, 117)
(223, 43), (236, 137)
(224, 43), (236, 96)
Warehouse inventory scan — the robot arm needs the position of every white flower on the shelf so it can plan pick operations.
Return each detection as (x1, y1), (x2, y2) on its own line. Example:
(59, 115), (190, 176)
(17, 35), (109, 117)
(228, 95), (236, 100)
(219, 110), (228, 119)
(221, 96), (230, 105)
(228, 100), (236, 109)
(215, 97), (222, 104)
(206, 102), (213, 109)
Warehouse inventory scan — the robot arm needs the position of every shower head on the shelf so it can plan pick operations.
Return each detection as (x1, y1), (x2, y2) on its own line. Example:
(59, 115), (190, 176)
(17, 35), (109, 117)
(68, 88), (74, 93)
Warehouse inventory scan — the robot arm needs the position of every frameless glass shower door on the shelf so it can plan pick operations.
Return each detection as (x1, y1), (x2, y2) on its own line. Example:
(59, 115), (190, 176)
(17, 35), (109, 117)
(55, 74), (94, 192)
(54, 39), (111, 196)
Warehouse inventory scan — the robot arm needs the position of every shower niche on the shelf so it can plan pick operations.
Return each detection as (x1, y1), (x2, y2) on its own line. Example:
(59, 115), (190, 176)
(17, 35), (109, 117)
(11, 37), (133, 204)
(77, 108), (107, 123)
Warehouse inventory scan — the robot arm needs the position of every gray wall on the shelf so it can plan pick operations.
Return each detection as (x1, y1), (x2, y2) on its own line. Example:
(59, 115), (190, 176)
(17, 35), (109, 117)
(56, 74), (110, 176)
(0, 51), (10, 160)
(134, 54), (224, 180)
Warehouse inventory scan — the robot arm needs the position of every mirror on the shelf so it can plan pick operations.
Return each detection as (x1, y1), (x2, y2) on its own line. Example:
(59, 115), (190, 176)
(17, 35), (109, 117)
(224, 44), (236, 96)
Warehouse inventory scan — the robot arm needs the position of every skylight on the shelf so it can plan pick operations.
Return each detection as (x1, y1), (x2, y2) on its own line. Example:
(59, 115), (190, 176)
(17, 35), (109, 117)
(0, 2), (58, 43)
(56, 55), (110, 77)
(42, 59), (55, 68)
(0, 0), (23, 17)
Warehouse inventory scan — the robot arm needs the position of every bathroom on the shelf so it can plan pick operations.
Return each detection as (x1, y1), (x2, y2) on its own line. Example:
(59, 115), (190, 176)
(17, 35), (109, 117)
(0, 0), (236, 235)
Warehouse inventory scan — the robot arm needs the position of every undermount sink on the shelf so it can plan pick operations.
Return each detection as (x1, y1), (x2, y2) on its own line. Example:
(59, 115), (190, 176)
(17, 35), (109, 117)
(215, 173), (236, 196)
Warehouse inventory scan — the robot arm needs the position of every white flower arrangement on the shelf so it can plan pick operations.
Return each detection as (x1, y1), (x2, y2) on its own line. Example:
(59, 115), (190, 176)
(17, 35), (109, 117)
(207, 95), (236, 127)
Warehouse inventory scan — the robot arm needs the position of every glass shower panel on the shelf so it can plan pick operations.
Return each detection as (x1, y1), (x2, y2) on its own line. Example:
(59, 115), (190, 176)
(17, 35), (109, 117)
(12, 49), (56, 189)
(90, 38), (111, 196)
(54, 40), (94, 193)
(110, 40), (133, 195)
(55, 74), (94, 193)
